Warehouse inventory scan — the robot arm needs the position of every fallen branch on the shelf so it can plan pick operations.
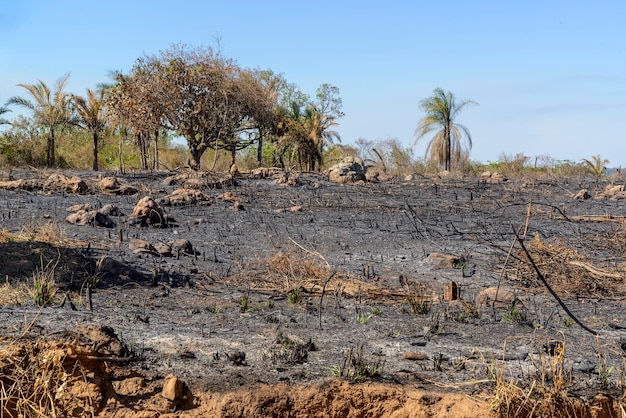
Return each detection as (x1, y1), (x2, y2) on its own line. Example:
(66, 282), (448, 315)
(512, 226), (597, 336)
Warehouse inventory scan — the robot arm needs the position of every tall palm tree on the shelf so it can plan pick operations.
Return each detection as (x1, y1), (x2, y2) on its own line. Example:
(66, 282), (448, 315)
(414, 88), (477, 171)
(6, 74), (74, 167)
(73, 88), (107, 171)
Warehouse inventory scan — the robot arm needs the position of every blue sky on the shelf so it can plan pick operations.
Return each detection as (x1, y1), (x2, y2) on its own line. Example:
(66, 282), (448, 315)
(1, 1), (625, 166)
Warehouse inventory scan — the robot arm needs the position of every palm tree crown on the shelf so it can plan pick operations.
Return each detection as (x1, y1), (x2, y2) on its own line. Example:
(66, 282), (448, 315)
(6, 74), (74, 166)
(414, 88), (477, 171)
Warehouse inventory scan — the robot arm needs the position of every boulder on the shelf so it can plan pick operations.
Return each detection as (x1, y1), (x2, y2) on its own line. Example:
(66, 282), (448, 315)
(477, 287), (518, 307)
(160, 189), (211, 206)
(326, 157), (366, 184)
(45, 173), (89, 194)
(98, 177), (138, 195)
(129, 239), (158, 255)
(423, 252), (464, 269)
(573, 189), (591, 200)
(66, 210), (115, 228)
(129, 196), (166, 227)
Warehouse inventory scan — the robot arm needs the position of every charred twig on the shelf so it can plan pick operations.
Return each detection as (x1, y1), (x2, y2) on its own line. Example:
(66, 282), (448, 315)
(512, 225), (597, 335)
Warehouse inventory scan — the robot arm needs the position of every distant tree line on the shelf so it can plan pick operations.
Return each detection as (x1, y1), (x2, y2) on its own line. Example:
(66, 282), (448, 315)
(0, 44), (343, 172)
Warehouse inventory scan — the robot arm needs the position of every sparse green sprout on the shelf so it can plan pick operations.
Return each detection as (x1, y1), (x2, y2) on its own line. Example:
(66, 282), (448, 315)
(286, 288), (303, 305)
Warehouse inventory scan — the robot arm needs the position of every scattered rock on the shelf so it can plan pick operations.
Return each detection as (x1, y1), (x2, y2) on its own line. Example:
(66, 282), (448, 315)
(326, 157), (367, 184)
(217, 191), (240, 202)
(276, 172), (298, 186)
(480, 171), (507, 183)
(573, 189), (592, 200)
(98, 204), (122, 216)
(129, 239), (158, 255)
(423, 252), (464, 269)
(182, 178), (205, 190)
(129, 196), (166, 227)
(170, 239), (194, 255)
(98, 177), (138, 195)
(477, 287), (518, 307)
(45, 173), (90, 194)
(160, 189), (211, 206)
(598, 184), (626, 199)
(66, 210), (115, 228)
(403, 352), (429, 361)
(161, 374), (184, 402)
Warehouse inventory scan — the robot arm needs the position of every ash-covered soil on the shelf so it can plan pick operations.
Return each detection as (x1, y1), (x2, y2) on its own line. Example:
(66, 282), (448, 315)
(1, 169), (626, 417)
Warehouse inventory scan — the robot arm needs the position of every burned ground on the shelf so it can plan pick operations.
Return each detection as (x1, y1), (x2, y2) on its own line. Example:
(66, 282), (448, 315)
(1, 169), (626, 417)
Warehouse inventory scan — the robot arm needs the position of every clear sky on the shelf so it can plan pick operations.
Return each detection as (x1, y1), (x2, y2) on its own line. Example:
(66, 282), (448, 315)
(1, 1), (625, 166)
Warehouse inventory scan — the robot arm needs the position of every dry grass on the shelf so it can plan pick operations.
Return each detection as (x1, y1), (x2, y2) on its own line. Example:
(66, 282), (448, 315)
(230, 247), (382, 298)
(0, 338), (98, 417)
(0, 279), (31, 306)
(507, 233), (626, 297)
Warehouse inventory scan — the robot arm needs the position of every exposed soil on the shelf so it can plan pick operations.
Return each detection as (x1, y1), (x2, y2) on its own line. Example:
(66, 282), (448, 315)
(1, 169), (626, 417)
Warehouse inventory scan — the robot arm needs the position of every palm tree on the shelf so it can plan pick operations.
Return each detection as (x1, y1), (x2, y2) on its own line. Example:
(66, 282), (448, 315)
(0, 106), (11, 125)
(302, 105), (340, 171)
(6, 74), (74, 166)
(581, 155), (609, 177)
(73, 88), (107, 171)
(414, 88), (477, 171)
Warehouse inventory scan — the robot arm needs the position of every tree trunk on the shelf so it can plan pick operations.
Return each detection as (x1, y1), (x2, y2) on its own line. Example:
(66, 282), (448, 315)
(257, 127), (263, 167)
(230, 145), (236, 168)
(444, 129), (451, 171)
(190, 145), (202, 170)
(47, 129), (55, 167)
(118, 126), (125, 174)
(92, 130), (99, 171)
(153, 130), (159, 171)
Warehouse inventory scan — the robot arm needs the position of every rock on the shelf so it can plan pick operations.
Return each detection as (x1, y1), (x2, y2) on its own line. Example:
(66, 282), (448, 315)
(477, 287), (518, 307)
(290, 205), (303, 212)
(129, 239), (158, 255)
(129, 196), (166, 227)
(98, 177), (138, 195)
(326, 157), (366, 184)
(233, 200), (245, 211)
(573, 189), (591, 200)
(98, 204), (122, 216)
(160, 189), (211, 206)
(403, 352), (429, 360)
(161, 374), (183, 402)
(216, 191), (240, 202)
(182, 178), (204, 190)
(154, 242), (173, 256)
(423, 252), (464, 269)
(600, 184), (626, 200)
(66, 210), (115, 228)
(169, 239), (194, 255)
(45, 173), (89, 194)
